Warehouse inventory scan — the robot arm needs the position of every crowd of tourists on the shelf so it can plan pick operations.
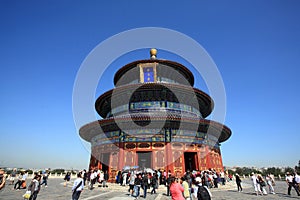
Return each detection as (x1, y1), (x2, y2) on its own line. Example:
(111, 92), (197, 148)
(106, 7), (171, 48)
(250, 171), (300, 197)
(1, 167), (300, 199)
(0, 168), (50, 200)
(113, 168), (218, 200)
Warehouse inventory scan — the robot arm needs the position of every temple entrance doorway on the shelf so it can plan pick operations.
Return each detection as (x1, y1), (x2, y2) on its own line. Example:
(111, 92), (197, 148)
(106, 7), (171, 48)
(184, 152), (198, 171)
(137, 151), (152, 169)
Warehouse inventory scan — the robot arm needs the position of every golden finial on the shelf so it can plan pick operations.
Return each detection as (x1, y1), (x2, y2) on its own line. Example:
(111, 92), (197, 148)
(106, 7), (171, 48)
(150, 48), (157, 59)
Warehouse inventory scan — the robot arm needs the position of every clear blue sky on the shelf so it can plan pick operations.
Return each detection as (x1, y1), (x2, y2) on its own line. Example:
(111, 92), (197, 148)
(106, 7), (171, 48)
(1, 0), (300, 170)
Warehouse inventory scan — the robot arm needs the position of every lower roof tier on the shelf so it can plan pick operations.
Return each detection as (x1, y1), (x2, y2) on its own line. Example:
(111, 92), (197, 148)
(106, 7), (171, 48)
(79, 114), (231, 143)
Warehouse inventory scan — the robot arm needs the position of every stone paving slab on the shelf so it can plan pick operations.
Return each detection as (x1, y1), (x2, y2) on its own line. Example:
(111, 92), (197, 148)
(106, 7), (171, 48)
(1, 178), (300, 200)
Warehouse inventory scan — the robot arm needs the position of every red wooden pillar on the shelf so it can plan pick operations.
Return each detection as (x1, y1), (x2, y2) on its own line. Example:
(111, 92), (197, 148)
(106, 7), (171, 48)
(205, 145), (212, 169)
(118, 144), (125, 170)
(165, 142), (173, 174)
(218, 149), (224, 171)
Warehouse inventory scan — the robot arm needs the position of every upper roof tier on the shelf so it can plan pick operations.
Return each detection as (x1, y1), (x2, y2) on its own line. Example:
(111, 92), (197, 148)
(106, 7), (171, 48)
(95, 83), (213, 119)
(113, 59), (195, 87)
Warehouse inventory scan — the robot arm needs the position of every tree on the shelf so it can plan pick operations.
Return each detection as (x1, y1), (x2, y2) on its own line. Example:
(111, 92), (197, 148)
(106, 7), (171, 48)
(284, 167), (294, 174)
(262, 167), (282, 176)
(51, 169), (65, 174)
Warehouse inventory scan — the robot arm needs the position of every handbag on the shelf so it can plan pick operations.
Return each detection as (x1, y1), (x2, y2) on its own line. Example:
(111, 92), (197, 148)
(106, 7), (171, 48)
(260, 181), (266, 187)
(23, 191), (31, 199)
(72, 181), (82, 195)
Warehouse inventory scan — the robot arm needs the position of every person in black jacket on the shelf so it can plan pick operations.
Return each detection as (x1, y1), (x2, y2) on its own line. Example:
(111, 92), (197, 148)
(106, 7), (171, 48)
(134, 174), (142, 199)
(102, 171), (109, 187)
(235, 174), (242, 192)
(166, 174), (171, 196)
(150, 173), (158, 194)
(141, 173), (149, 198)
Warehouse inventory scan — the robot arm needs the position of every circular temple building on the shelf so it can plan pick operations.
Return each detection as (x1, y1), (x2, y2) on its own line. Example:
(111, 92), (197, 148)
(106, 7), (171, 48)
(80, 49), (231, 180)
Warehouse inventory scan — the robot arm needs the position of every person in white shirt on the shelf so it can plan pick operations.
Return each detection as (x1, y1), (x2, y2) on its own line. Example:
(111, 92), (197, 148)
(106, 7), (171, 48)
(286, 172), (300, 196)
(89, 170), (97, 190)
(295, 172), (300, 191)
(28, 175), (41, 200)
(266, 174), (275, 194)
(192, 177), (212, 200)
(72, 173), (84, 200)
(251, 172), (262, 196)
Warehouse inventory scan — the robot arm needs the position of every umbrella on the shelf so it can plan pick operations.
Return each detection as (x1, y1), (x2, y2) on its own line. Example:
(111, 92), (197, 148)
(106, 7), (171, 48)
(145, 168), (154, 173)
(131, 166), (139, 169)
(123, 166), (130, 171)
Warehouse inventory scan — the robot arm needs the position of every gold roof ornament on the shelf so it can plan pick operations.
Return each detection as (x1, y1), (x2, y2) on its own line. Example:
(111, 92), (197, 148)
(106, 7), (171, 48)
(150, 48), (157, 59)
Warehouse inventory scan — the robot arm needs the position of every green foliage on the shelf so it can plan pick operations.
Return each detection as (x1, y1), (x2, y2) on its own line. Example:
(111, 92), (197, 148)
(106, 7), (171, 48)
(50, 169), (65, 174)
(227, 169), (235, 175)
(234, 167), (260, 176)
(262, 167), (282, 176)
(284, 167), (294, 174)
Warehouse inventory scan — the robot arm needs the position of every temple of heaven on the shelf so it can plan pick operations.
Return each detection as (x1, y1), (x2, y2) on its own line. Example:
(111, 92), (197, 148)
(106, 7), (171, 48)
(79, 49), (231, 179)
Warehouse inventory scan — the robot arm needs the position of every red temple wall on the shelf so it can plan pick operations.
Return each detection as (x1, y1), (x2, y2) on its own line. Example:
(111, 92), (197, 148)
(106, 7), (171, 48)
(89, 142), (224, 180)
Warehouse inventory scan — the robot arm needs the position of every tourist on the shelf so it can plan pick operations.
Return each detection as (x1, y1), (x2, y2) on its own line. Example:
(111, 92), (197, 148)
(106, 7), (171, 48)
(295, 172), (300, 192)
(14, 171), (27, 190)
(266, 174), (275, 194)
(157, 170), (161, 185)
(141, 173), (149, 198)
(220, 171), (225, 185)
(150, 172), (158, 194)
(257, 174), (267, 195)
(86, 170), (92, 188)
(72, 173), (84, 200)
(89, 170), (97, 190)
(181, 176), (190, 200)
(128, 172), (135, 196)
(166, 174), (172, 196)
(0, 168), (6, 190)
(27, 175), (41, 200)
(102, 170), (108, 187)
(133, 174), (142, 199)
(212, 172), (218, 188)
(163, 170), (167, 185)
(250, 172), (262, 195)
(192, 176), (211, 200)
(116, 171), (121, 184)
(98, 170), (104, 185)
(122, 171), (128, 186)
(82, 169), (87, 186)
(286, 172), (300, 196)
(235, 173), (242, 192)
(40, 171), (49, 187)
(170, 176), (184, 200)
(9, 168), (17, 185)
(203, 171), (210, 188)
(64, 172), (71, 187)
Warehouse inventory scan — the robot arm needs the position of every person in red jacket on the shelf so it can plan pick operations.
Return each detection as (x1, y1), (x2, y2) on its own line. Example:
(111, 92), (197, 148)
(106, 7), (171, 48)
(169, 176), (184, 200)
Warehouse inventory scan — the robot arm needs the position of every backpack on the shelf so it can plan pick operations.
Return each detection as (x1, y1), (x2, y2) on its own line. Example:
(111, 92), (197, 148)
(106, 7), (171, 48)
(197, 185), (211, 200)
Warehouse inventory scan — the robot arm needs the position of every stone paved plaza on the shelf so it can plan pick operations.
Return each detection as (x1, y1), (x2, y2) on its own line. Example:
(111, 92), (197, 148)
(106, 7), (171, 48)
(1, 178), (300, 200)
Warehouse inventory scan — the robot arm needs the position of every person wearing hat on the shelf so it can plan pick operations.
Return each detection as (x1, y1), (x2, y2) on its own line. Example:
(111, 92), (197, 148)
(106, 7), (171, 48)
(286, 172), (300, 196)
(235, 173), (242, 192)
(192, 176), (211, 200)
